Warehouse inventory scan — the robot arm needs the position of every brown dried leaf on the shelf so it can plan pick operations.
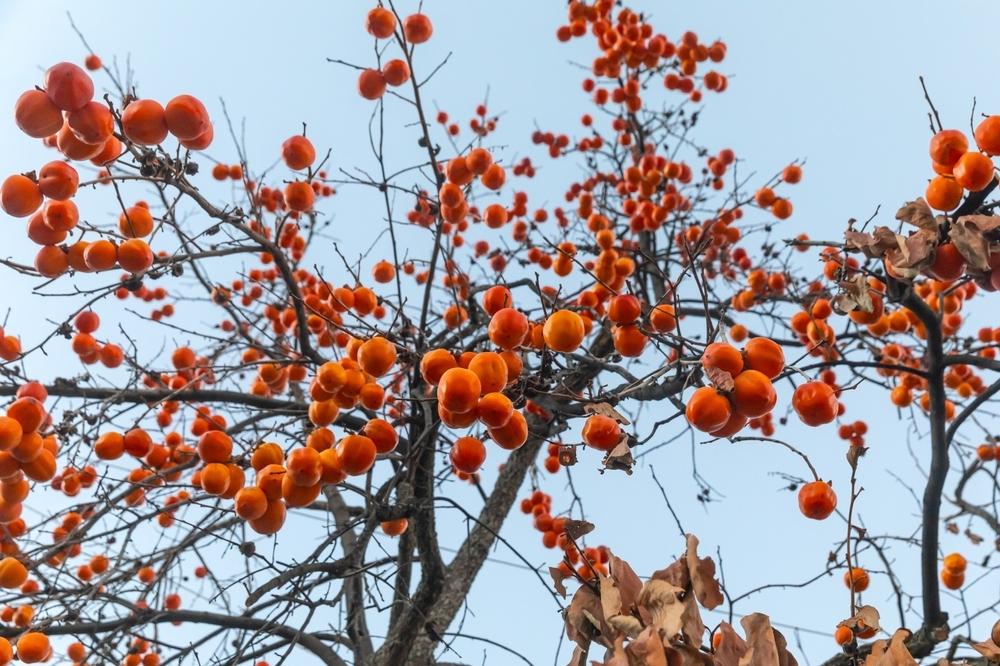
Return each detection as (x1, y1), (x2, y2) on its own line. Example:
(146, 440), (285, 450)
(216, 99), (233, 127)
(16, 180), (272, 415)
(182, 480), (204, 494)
(551, 565), (571, 598)
(945, 522), (959, 535)
(949, 219), (991, 273)
(602, 438), (634, 476)
(686, 534), (725, 610)
(565, 519), (597, 540)
(585, 402), (631, 425)
(713, 622), (749, 666)
(637, 579), (685, 640)
(832, 273), (874, 315)
(887, 229), (938, 275)
(895, 199), (939, 231)
(609, 553), (643, 615)
(559, 445), (579, 467)
(705, 366), (735, 392)
(971, 639), (1000, 663)
(738, 613), (798, 666)
(960, 214), (1000, 233)
(626, 627), (668, 666)
(567, 645), (587, 666)
(665, 642), (715, 666)
(566, 586), (605, 649)
(864, 629), (916, 666)
(607, 614), (643, 639)
(838, 605), (880, 634)
(846, 445), (867, 471)
(992, 619), (1000, 646)
(844, 226), (899, 258)
(600, 575), (624, 623)
(966, 528), (984, 545)
(651, 558), (690, 590)
(602, 635), (630, 666)
(680, 593), (706, 645)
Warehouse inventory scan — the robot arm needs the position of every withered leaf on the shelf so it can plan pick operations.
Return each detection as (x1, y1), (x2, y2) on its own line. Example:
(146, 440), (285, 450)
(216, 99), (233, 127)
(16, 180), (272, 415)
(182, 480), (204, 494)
(685, 534), (725, 610)
(971, 639), (1000, 663)
(651, 558), (689, 590)
(602, 635), (629, 666)
(609, 553), (643, 614)
(887, 229), (937, 276)
(565, 519), (597, 540)
(551, 565), (571, 598)
(559, 445), (579, 467)
(846, 444), (866, 471)
(705, 366), (735, 392)
(949, 219), (991, 272)
(585, 402), (631, 425)
(838, 605), (880, 634)
(637, 579), (685, 640)
(965, 528), (984, 545)
(607, 614), (643, 639)
(832, 273), (874, 315)
(602, 438), (634, 475)
(664, 642), (715, 666)
(844, 227), (899, 258)
(895, 199), (939, 231)
(739, 613), (799, 666)
(566, 586), (605, 649)
(626, 627), (668, 666)
(864, 629), (916, 666)
(600, 575), (623, 623)
(713, 622), (749, 666)
(679, 593), (706, 645)
(960, 214), (1000, 233)
(567, 645), (587, 666)
(945, 521), (959, 535)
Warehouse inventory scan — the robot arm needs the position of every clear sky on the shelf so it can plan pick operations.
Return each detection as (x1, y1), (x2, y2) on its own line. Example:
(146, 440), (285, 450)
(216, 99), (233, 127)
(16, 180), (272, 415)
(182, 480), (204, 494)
(1, 1), (999, 664)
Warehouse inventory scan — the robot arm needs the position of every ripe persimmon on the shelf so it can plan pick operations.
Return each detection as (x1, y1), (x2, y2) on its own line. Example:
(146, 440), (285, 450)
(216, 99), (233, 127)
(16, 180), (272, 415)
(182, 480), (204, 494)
(15, 632), (49, 663)
(953, 151), (994, 191)
(358, 69), (387, 100)
(122, 99), (168, 145)
(685, 386), (732, 433)
(798, 480), (837, 520)
(420, 348), (457, 385)
(450, 436), (486, 473)
(44, 62), (93, 111)
(336, 434), (376, 475)
(927, 243), (966, 282)
(843, 567), (869, 592)
(66, 100), (113, 144)
(792, 381), (838, 426)
(1, 175), (42, 218)
(476, 392), (514, 428)
(381, 518), (408, 536)
(165, 95), (210, 141)
(382, 59), (411, 87)
(366, 7), (397, 38)
(731, 370), (776, 418)
(437, 368), (481, 413)
(403, 13), (433, 44)
(929, 129), (968, 167)
(357, 336), (397, 377)
(543, 309), (585, 352)
(489, 307), (529, 350)
(582, 414), (621, 450)
(925, 175), (963, 211)
(14, 90), (63, 138)
(490, 410), (528, 449)
(743, 337), (784, 378)
(37, 161), (78, 201)
(701, 342), (743, 377)
(468, 352), (508, 394)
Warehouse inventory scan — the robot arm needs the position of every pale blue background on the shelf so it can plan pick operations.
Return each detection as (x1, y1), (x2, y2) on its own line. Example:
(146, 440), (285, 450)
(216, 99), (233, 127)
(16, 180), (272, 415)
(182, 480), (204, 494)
(1, 1), (998, 664)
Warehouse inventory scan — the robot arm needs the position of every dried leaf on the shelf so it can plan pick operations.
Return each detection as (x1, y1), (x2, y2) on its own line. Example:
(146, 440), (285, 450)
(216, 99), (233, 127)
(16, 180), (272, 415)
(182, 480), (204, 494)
(551, 565), (571, 598)
(713, 622), (749, 666)
(864, 629), (916, 666)
(945, 522), (959, 535)
(685, 534), (725, 610)
(651, 558), (689, 590)
(846, 445), (867, 471)
(739, 613), (794, 666)
(626, 627), (668, 666)
(838, 605), (880, 635)
(665, 642), (715, 666)
(886, 229), (938, 276)
(600, 575), (624, 623)
(832, 273), (874, 315)
(960, 214), (1000, 233)
(559, 445), (579, 467)
(607, 614), (643, 639)
(566, 587), (603, 649)
(637, 579), (685, 640)
(609, 553), (643, 615)
(602, 438), (634, 475)
(966, 528), (984, 545)
(845, 227), (899, 258)
(585, 402), (631, 425)
(567, 645), (587, 666)
(705, 366), (735, 392)
(971, 639), (1000, 663)
(565, 519), (597, 540)
(895, 199), (939, 231)
(680, 593), (706, 645)
(949, 219), (991, 272)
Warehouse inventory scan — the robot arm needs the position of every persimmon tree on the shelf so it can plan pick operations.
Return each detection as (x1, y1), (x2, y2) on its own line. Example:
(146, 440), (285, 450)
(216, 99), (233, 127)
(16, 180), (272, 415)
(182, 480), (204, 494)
(0, 1), (998, 665)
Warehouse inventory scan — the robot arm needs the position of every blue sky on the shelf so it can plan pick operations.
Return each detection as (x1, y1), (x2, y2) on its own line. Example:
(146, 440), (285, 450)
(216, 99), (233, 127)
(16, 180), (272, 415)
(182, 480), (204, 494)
(1, 1), (999, 664)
